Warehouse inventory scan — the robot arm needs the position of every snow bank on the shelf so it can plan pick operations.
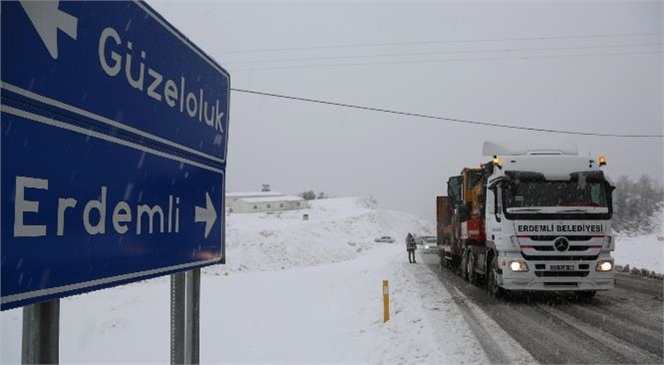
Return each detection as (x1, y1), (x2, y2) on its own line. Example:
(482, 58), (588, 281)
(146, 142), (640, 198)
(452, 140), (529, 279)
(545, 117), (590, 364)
(613, 233), (664, 273)
(613, 208), (663, 273)
(215, 197), (434, 274)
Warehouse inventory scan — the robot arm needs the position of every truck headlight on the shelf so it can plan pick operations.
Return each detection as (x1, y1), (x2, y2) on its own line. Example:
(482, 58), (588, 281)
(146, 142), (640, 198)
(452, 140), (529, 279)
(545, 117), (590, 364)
(509, 261), (529, 272)
(596, 260), (613, 272)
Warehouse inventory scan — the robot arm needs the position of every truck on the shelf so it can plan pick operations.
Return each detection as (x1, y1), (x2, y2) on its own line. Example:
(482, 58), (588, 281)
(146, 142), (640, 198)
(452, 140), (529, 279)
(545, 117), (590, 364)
(437, 141), (615, 299)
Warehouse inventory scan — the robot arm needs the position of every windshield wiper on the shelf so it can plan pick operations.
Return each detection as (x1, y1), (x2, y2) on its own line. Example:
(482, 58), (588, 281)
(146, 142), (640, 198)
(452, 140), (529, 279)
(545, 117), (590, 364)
(507, 208), (542, 212)
(557, 208), (592, 213)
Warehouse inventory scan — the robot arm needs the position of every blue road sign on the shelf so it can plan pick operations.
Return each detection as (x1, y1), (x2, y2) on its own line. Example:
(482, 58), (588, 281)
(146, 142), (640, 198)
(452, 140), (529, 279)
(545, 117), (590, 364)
(2, 1), (229, 163)
(1, 1), (229, 310)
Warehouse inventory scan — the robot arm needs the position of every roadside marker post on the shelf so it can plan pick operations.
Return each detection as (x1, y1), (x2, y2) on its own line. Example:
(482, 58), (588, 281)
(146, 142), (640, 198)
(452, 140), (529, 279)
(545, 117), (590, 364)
(383, 280), (390, 323)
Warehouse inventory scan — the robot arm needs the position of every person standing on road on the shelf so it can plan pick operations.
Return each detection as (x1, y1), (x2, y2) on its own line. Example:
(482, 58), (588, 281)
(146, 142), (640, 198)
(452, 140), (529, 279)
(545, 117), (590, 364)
(406, 233), (417, 263)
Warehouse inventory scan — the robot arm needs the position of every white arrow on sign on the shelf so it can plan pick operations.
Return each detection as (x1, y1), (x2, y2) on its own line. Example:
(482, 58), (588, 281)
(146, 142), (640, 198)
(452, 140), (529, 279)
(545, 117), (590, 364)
(195, 192), (217, 239)
(19, 0), (78, 60)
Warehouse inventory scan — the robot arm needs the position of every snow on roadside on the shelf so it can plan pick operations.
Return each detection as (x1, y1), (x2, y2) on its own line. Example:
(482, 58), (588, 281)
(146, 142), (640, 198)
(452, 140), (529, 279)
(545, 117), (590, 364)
(376, 252), (491, 365)
(199, 245), (476, 364)
(613, 209), (664, 274)
(613, 233), (664, 273)
(0, 246), (486, 364)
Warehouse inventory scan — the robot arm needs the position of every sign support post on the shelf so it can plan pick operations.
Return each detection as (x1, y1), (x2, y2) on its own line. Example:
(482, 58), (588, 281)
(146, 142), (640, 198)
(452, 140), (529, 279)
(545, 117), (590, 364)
(22, 299), (60, 364)
(191, 269), (201, 364)
(171, 269), (201, 364)
(171, 272), (185, 364)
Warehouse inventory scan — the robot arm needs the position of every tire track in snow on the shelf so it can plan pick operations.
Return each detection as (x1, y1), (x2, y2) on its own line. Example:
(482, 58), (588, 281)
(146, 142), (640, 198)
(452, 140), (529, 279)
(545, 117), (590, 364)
(435, 270), (535, 364)
(559, 300), (663, 357)
(535, 304), (662, 364)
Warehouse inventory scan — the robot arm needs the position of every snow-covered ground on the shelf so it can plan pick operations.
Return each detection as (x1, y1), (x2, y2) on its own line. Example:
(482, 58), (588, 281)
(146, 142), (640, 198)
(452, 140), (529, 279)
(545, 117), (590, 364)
(613, 208), (664, 273)
(614, 233), (664, 273)
(1, 197), (662, 364)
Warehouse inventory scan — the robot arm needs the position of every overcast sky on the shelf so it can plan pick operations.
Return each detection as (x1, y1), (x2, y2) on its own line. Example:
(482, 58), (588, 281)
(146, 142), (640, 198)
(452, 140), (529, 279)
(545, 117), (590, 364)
(150, 0), (662, 221)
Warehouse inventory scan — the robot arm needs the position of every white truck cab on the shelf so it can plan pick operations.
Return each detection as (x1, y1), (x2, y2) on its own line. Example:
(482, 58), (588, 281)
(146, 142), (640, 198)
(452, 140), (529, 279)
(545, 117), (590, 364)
(482, 142), (615, 296)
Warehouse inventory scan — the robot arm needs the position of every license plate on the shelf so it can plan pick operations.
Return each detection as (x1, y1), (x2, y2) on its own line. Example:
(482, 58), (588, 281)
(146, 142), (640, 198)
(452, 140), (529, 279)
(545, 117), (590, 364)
(550, 264), (575, 271)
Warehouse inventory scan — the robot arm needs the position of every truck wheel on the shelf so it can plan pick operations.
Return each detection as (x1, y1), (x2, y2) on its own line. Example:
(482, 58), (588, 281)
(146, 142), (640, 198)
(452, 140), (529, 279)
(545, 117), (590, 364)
(488, 258), (504, 298)
(460, 250), (469, 280)
(467, 252), (477, 285)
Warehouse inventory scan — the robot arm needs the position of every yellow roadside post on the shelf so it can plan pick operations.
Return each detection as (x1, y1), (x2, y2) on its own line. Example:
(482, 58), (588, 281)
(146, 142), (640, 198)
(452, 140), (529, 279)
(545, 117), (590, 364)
(383, 280), (390, 323)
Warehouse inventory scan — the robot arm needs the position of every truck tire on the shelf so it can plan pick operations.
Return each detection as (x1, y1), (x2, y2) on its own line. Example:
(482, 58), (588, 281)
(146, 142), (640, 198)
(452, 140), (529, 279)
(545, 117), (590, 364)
(487, 257), (504, 298)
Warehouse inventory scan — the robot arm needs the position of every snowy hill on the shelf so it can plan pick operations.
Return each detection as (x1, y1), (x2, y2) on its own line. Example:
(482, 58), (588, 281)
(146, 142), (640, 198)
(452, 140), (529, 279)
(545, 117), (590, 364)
(217, 197), (434, 274)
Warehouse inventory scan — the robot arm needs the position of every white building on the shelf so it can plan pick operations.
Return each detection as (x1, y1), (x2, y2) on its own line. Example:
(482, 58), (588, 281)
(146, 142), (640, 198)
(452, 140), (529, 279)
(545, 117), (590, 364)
(225, 192), (283, 210)
(226, 192), (308, 213)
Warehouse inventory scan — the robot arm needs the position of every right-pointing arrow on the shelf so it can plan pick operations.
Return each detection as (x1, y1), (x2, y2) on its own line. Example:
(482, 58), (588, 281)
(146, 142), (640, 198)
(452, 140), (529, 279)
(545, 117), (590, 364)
(195, 192), (217, 239)
(19, 0), (78, 59)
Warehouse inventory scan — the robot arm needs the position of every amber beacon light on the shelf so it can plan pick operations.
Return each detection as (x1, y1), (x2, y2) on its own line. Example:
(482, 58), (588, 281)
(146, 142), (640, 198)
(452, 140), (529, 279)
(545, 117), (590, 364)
(599, 155), (607, 167)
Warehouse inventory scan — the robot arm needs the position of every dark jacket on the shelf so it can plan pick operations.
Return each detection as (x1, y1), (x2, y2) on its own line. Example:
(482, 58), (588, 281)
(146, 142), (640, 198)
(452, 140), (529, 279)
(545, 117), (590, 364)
(406, 233), (416, 251)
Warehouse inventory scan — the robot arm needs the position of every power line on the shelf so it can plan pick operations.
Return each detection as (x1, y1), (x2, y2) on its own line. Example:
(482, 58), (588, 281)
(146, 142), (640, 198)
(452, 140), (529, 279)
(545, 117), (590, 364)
(223, 42), (661, 66)
(230, 88), (663, 138)
(229, 50), (662, 72)
(219, 32), (662, 55)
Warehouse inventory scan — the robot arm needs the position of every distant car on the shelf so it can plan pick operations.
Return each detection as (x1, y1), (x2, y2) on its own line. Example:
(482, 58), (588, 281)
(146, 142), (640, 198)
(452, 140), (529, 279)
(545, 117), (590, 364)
(420, 236), (438, 254)
(374, 236), (395, 243)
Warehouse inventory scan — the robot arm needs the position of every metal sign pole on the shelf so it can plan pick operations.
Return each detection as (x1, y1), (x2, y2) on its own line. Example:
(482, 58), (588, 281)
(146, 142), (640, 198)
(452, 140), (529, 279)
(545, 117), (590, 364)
(171, 269), (200, 365)
(22, 299), (60, 364)
(184, 271), (193, 363)
(191, 268), (201, 364)
(171, 272), (185, 365)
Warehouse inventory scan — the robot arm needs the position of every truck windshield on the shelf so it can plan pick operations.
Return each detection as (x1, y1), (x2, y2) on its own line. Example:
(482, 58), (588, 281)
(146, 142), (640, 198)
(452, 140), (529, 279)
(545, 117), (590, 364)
(503, 170), (611, 210)
(501, 171), (613, 220)
(505, 180), (608, 208)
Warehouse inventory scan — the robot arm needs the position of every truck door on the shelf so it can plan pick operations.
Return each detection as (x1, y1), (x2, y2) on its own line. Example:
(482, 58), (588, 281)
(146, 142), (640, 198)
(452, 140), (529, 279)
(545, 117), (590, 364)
(486, 183), (504, 249)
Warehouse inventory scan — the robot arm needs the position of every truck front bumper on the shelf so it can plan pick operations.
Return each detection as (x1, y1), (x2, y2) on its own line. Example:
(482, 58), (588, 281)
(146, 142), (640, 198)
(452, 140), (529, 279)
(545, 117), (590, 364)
(498, 253), (615, 292)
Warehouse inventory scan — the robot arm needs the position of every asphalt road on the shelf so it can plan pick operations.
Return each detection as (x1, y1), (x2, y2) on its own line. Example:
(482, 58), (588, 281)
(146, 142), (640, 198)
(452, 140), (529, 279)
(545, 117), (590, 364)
(419, 252), (664, 364)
